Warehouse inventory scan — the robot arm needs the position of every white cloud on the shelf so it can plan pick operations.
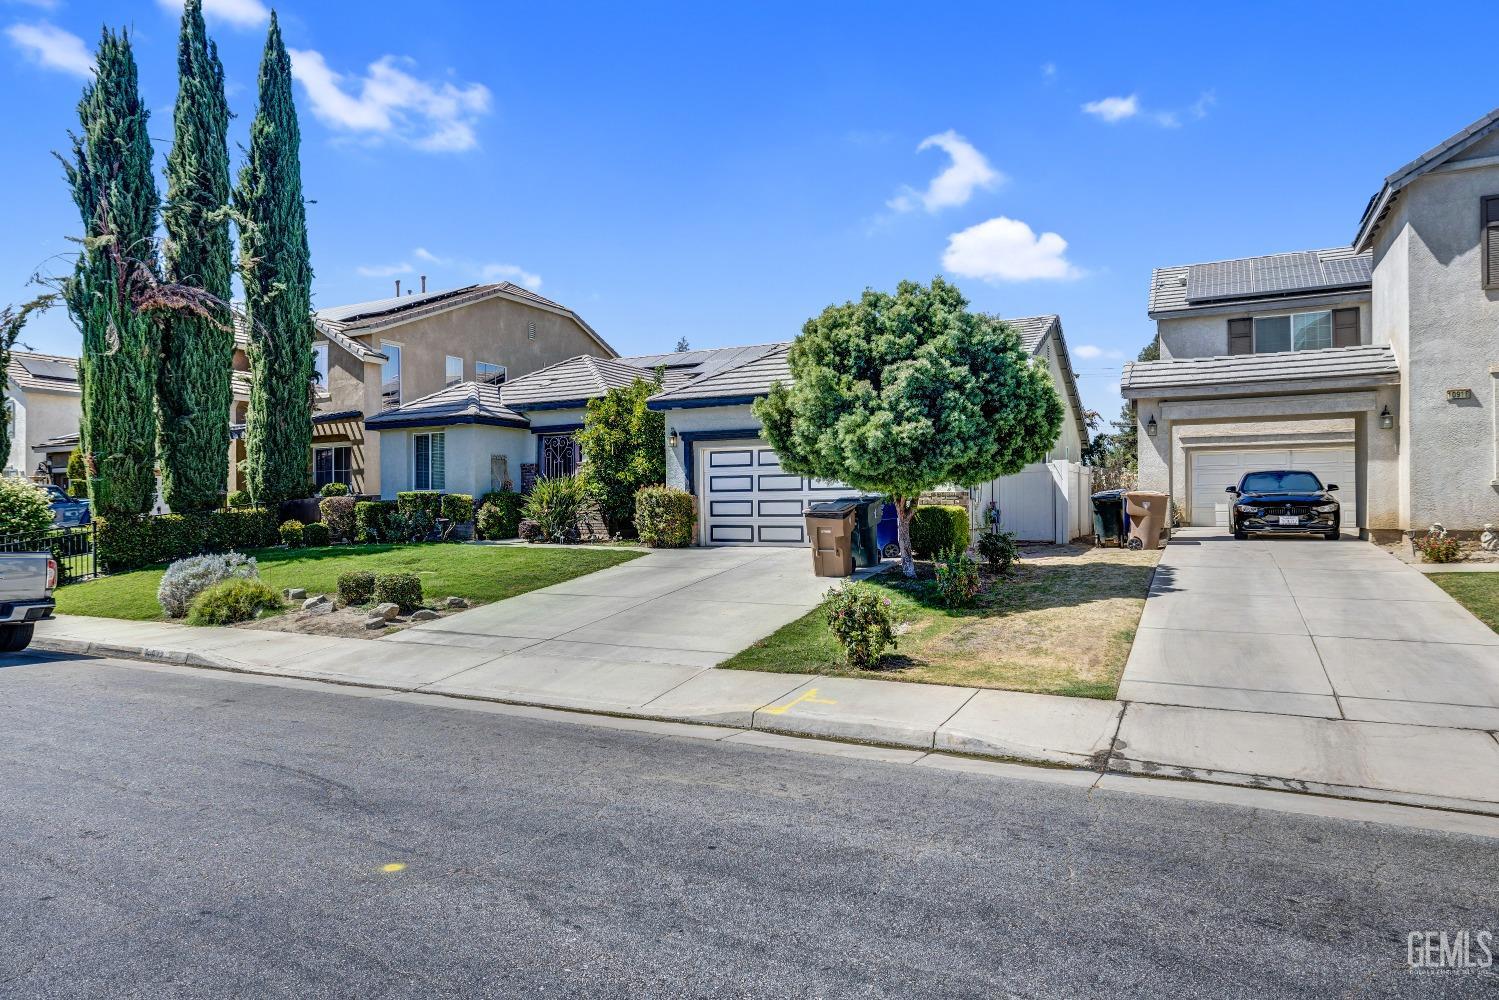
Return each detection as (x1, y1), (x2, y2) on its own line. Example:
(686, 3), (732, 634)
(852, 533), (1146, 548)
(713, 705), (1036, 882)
(289, 48), (491, 152)
(356, 261), (413, 278)
(5, 21), (91, 77)
(1081, 94), (1139, 123)
(1082, 91), (1214, 128)
(155, 0), (270, 28)
(480, 263), (542, 290)
(887, 130), (1003, 213)
(1073, 344), (1124, 361)
(942, 216), (1080, 283)
(1041, 62), (1057, 80)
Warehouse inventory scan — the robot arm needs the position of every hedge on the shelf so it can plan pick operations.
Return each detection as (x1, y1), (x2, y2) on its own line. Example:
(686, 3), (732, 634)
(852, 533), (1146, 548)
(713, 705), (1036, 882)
(440, 492), (474, 524)
(302, 521), (331, 547)
(279, 519), (305, 547)
(319, 495), (356, 540)
(397, 491), (443, 519)
(96, 508), (280, 573)
(337, 570), (376, 605)
(909, 505), (970, 559)
(374, 571), (423, 613)
(354, 500), (394, 542)
(476, 490), (524, 540)
(635, 485), (695, 548)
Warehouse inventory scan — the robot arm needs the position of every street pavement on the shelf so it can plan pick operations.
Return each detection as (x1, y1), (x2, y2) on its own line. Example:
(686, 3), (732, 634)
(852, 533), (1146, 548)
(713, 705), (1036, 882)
(2, 652), (1496, 999)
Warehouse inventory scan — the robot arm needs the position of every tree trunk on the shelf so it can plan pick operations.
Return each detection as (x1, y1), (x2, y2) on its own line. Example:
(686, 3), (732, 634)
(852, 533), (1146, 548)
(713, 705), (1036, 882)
(894, 496), (917, 578)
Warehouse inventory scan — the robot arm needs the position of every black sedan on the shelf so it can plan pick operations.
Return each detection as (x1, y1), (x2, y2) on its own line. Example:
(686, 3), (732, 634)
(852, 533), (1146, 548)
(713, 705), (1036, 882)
(1226, 470), (1341, 540)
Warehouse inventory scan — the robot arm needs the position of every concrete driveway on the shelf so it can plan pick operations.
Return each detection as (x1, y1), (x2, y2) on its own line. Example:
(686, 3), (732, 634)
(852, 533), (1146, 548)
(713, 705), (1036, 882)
(1120, 528), (1499, 729)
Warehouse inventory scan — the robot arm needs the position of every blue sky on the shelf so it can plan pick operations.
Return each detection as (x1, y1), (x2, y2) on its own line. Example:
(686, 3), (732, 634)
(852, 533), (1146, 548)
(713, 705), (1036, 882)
(3, 1), (1496, 423)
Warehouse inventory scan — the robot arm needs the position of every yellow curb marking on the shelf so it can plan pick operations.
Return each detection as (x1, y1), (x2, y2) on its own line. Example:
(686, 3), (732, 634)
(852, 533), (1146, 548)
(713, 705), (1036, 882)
(761, 688), (837, 716)
(381, 863), (406, 873)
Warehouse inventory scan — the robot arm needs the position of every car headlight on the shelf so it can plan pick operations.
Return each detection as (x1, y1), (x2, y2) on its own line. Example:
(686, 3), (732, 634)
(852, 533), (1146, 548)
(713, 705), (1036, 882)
(1234, 505), (1261, 515)
(1313, 504), (1338, 514)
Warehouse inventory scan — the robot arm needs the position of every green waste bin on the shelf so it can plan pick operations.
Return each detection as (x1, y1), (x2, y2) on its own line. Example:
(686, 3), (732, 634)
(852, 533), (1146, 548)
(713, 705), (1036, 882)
(840, 496), (883, 568)
(1091, 489), (1126, 547)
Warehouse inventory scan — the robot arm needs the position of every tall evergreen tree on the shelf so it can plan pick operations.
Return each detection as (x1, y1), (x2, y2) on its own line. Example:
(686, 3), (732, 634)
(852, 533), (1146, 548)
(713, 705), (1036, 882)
(159, 0), (234, 511)
(61, 29), (162, 517)
(235, 12), (313, 505)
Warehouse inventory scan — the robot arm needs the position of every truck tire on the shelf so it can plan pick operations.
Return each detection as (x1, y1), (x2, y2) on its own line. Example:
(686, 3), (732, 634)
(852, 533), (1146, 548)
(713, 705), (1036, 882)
(0, 623), (34, 653)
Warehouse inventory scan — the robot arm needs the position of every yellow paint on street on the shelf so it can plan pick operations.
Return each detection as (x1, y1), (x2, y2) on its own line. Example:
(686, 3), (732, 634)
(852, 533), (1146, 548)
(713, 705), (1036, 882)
(761, 688), (837, 716)
(381, 863), (406, 873)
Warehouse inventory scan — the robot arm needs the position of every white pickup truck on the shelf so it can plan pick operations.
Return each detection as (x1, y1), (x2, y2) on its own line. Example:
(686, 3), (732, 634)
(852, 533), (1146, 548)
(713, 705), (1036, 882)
(0, 552), (57, 652)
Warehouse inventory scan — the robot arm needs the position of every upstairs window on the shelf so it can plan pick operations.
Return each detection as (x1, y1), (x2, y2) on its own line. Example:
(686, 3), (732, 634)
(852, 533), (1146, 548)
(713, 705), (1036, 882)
(1252, 311), (1332, 353)
(381, 343), (403, 410)
(445, 355), (464, 387)
(312, 342), (328, 388)
(476, 361), (506, 385)
(1484, 195), (1499, 290)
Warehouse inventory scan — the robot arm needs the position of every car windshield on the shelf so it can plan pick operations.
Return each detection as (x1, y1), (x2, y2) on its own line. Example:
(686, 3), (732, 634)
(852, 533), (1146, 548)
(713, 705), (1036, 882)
(1239, 471), (1324, 493)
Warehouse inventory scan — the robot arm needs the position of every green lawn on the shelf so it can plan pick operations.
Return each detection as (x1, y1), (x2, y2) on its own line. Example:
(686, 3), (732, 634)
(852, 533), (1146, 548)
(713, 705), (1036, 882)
(721, 544), (1159, 699)
(56, 543), (644, 621)
(1428, 573), (1499, 634)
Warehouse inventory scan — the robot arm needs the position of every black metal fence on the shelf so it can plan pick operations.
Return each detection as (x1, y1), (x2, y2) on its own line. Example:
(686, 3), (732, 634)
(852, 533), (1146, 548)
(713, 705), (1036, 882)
(0, 522), (97, 582)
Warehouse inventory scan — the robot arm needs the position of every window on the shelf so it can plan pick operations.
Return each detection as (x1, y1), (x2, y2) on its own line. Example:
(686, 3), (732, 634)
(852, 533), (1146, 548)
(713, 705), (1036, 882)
(313, 445), (352, 488)
(476, 361), (507, 385)
(445, 355), (464, 387)
(1251, 311), (1332, 353)
(539, 433), (578, 478)
(414, 432), (446, 491)
(1483, 195), (1499, 290)
(381, 343), (403, 410)
(312, 343), (328, 388)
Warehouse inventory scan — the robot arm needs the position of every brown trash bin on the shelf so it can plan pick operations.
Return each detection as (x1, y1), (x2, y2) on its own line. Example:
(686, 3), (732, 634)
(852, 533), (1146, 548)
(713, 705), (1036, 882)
(804, 500), (857, 577)
(1124, 491), (1169, 550)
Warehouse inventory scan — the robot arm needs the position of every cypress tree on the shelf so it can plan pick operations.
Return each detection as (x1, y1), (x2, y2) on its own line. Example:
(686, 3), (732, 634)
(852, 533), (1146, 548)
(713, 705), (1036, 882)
(61, 29), (162, 517)
(159, 0), (234, 512)
(235, 12), (313, 505)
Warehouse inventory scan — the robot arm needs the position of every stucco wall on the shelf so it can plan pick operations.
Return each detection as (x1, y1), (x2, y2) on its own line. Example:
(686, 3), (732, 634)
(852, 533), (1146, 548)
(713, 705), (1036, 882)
(7, 387), (81, 476)
(662, 404), (763, 491)
(376, 424), (529, 499)
(1157, 293), (1371, 360)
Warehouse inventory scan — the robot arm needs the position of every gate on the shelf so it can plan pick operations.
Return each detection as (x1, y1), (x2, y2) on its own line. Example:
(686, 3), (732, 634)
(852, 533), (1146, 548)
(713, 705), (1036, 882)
(0, 522), (97, 582)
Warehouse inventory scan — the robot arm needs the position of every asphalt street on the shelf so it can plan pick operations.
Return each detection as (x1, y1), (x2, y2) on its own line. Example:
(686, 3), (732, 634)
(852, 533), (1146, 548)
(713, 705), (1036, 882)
(1, 652), (1495, 999)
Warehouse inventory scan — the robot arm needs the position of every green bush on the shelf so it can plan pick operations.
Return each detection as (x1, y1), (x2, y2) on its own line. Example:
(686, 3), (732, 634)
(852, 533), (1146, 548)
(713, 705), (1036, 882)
(635, 485), (695, 548)
(67, 450), (88, 498)
(185, 578), (284, 626)
(227, 489), (252, 508)
(95, 508), (280, 573)
(319, 495), (356, 541)
(976, 528), (1019, 574)
(396, 491), (443, 519)
(934, 548), (982, 608)
(476, 491), (524, 540)
(279, 519), (305, 547)
(302, 521), (331, 547)
(0, 478), (56, 538)
(374, 571), (423, 612)
(825, 581), (896, 670)
(354, 500), (393, 543)
(337, 570), (376, 605)
(440, 492), (474, 524)
(523, 475), (592, 543)
(909, 505), (969, 559)
(319, 482), (350, 498)
(1415, 532), (1463, 563)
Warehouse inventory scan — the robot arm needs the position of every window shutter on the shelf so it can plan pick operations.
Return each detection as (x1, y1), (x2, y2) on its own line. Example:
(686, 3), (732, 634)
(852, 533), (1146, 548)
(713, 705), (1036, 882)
(1227, 318), (1252, 355)
(1332, 308), (1359, 348)
(1484, 196), (1499, 290)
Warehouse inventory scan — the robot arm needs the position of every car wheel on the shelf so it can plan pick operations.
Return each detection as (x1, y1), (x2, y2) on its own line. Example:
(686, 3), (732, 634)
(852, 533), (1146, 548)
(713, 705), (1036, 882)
(1233, 529), (1248, 541)
(1325, 528), (1340, 541)
(0, 623), (34, 653)
(880, 542), (899, 559)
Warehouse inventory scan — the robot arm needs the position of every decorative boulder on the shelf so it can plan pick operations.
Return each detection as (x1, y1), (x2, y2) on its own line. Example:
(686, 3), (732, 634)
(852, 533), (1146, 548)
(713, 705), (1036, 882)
(363, 616), (388, 630)
(302, 594), (334, 615)
(444, 596), (468, 609)
(284, 587), (307, 600)
(371, 602), (402, 621)
(410, 609), (440, 621)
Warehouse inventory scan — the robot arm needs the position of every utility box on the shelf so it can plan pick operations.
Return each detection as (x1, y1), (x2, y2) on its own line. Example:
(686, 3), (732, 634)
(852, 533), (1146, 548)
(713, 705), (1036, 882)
(805, 500), (858, 577)
(1124, 491), (1169, 550)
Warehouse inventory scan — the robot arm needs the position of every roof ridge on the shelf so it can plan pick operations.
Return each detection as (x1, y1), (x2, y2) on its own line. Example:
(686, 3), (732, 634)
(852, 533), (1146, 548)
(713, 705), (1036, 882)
(1153, 246), (1369, 273)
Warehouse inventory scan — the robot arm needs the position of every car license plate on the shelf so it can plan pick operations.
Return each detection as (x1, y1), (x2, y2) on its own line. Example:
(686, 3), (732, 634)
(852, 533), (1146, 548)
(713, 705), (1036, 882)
(1277, 515), (1300, 526)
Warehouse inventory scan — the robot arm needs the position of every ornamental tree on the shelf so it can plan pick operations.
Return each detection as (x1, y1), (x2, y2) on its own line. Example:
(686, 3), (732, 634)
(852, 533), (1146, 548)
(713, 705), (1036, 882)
(753, 278), (1063, 577)
(235, 13), (314, 505)
(577, 374), (666, 536)
(61, 28), (163, 517)
(159, 0), (235, 511)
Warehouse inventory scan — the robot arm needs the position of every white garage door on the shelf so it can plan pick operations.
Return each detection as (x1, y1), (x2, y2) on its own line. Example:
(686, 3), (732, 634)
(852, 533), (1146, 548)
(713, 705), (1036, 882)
(1190, 447), (1354, 528)
(699, 443), (851, 545)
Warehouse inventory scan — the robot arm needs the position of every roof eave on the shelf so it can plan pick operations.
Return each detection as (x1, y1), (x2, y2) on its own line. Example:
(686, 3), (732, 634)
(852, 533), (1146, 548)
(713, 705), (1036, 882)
(364, 412), (531, 431)
(647, 392), (764, 412)
(1122, 371), (1401, 401)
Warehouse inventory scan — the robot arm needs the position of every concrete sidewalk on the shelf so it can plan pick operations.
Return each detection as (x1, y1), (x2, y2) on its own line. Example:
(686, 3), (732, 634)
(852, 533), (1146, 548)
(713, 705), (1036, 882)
(30, 611), (1499, 817)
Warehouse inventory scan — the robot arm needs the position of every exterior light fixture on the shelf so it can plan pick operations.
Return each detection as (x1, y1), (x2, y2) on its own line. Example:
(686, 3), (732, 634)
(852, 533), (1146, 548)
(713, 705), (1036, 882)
(669, 428), (680, 447)
(1379, 405), (1394, 430)
(1146, 415), (1158, 438)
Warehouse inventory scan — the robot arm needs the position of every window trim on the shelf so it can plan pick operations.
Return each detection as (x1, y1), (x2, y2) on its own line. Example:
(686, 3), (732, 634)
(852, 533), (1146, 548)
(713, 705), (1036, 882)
(413, 431), (446, 491)
(1249, 309), (1334, 354)
(1483, 195), (1499, 291)
(380, 341), (404, 410)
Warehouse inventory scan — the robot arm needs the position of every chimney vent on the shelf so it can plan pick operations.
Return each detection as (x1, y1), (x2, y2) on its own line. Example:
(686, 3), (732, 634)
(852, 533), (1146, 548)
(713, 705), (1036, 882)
(394, 279), (402, 297)
(420, 275), (427, 293)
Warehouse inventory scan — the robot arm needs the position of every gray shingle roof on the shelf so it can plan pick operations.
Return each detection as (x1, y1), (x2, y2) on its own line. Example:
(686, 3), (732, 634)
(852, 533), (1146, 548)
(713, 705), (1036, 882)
(1003, 315), (1058, 352)
(7, 352), (79, 393)
(498, 355), (659, 409)
(364, 380), (528, 430)
(1149, 247), (1371, 315)
(621, 343), (784, 378)
(1120, 345), (1400, 398)
(646, 345), (793, 409)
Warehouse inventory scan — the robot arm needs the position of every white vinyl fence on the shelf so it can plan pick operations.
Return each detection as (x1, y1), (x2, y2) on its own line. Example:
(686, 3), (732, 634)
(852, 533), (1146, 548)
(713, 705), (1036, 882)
(970, 460), (1090, 544)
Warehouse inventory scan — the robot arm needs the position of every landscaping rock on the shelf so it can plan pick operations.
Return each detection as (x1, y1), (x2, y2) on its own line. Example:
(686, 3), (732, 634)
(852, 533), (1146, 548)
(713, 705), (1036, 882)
(444, 596), (468, 609)
(371, 602), (401, 621)
(410, 609), (440, 621)
(283, 587), (307, 600)
(363, 616), (388, 630)
(302, 595), (334, 615)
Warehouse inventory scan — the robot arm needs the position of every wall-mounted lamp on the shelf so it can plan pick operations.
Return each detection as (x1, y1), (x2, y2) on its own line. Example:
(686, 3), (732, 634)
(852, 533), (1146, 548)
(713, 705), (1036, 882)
(1145, 415), (1158, 438)
(1379, 405), (1394, 430)
(668, 428), (680, 447)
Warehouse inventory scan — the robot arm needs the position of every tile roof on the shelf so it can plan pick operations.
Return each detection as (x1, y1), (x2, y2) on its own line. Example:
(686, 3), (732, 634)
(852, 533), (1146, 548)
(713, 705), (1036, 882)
(1120, 345), (1400, 398)
(1002, 314), (1058, 352)
(498, 355), (659, 409)
(646, 345), (792, 408)
(364, 380), (528, 430)
(8, 352), (79, 393)
(1149, 247), (1371, 315)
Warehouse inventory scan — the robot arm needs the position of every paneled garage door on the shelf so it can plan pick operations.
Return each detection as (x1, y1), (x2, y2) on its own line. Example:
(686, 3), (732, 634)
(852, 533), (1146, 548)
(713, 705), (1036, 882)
(699, 443), (850, 545)
(1190, 447), (1354, 527)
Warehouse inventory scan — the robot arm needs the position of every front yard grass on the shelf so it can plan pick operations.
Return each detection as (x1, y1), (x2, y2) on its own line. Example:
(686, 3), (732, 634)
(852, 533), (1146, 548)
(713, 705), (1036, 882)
(1428, 573), (1499, 634)
(55, 543), (644, 622)
(721, 543), (1160, 699)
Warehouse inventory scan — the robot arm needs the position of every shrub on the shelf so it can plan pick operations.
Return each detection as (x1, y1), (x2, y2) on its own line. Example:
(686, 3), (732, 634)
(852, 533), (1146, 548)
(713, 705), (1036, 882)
(909, 505), (968, 559)
(0, 478), (56, 538)
(319, 482), (349, 498)
(67, 450), (88, 497)
(934, 548), (982, 608)
(976, 528), (1019, 574)
(388, 505), (436, 543)
(227, 489), (252, 508)
(157, 551), (258, 618)
(523, 475), (592, 543)
(185, 578), (284, 626)
(476, 490), (524, 540)
(354, 500), (393, 542)
(517, 518), (543, 542)
(635, 485), (695, 548)
(302, 521), (331, 547)
(337, 570), (376, 606)
(441, 492), (474, 525)
(374, 571), (423, 612)
(825, 581), (896, 670)
(95, 508), (280, 573)
(576, 375), (666, 536)
(397, 491), (443, 520)
(320, 495), (356, 541)
(1415, 532), (1463, 563)
(279, 519), (305, 547)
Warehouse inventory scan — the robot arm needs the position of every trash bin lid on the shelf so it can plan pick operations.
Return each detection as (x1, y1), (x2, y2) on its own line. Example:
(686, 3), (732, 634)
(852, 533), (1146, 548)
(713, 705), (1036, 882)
(806, 499), (861, 517)
(1090, 489), (1126, 501)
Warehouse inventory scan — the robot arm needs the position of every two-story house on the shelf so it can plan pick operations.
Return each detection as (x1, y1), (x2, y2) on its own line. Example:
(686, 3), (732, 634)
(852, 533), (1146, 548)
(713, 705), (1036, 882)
(1123, 106), (1499, 540)
(4, 351), (82, 484)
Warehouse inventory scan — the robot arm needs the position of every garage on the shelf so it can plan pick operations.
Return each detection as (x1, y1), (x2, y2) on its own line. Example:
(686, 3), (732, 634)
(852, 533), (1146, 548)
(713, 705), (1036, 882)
(698, 442), (850, 545)
(1189, 447), (1354, 527)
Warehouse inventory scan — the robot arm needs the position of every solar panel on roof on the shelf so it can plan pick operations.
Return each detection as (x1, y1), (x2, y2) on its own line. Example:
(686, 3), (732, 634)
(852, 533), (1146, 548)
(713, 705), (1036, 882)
(1184, 252), (1372, 304)
(18, 357), (77, 382)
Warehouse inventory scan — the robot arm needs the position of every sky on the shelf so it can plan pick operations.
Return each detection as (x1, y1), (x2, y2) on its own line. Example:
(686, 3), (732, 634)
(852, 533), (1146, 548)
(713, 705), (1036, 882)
(3, 0), (1497, 427)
